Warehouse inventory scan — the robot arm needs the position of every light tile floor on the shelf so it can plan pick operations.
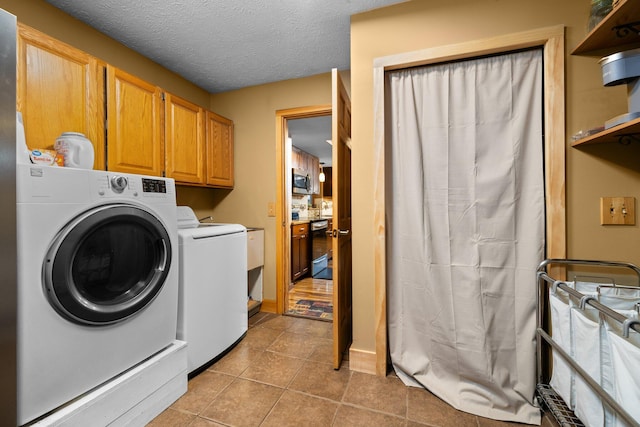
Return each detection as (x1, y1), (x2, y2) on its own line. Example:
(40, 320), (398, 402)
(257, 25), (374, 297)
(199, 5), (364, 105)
(148, 313), (557, 427)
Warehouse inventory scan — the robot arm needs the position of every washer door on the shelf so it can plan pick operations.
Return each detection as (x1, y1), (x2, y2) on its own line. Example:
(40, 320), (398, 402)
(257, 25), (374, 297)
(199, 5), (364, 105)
(43, 204), (172, 325)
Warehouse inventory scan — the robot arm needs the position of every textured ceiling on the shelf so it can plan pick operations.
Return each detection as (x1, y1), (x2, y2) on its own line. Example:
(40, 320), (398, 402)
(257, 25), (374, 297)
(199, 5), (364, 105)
(44, 0), (405, 94)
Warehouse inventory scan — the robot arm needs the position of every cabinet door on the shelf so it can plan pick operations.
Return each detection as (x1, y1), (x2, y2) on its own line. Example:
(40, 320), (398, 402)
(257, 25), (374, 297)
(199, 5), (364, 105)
(291, 147), (301, 171)
(300, 234), (310, 276)
(321, 166), (332, 197)
(205, 111), (234, 188)
(292, 234), (302, 280)
(303, 150), (311, 176)
(291, 223), (310, 280)
(106, 65), (164, 176)
(165, 93), (205, 184)
(310, 155), (320, 195)
(17, 24), (105, 169)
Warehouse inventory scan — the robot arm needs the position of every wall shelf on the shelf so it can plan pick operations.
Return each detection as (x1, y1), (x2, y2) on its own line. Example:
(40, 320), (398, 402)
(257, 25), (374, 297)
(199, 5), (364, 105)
(571, 116), (640, 146)
(572, 0), (640, 56)
(570, 0), (640, 147)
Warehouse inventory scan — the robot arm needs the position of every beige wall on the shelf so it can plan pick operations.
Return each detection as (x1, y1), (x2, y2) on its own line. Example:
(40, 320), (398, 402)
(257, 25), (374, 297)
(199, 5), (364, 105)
(350, 0), (640, 354)
(208, 74), (332, 300)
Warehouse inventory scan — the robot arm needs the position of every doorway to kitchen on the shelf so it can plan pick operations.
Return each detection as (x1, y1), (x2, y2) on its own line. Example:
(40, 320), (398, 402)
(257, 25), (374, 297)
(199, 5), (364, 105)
(276, 106), (334, 321)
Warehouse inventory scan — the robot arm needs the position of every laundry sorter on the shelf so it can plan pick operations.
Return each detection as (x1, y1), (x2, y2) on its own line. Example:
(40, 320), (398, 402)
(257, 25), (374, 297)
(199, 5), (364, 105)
(536, 259), (640, 427)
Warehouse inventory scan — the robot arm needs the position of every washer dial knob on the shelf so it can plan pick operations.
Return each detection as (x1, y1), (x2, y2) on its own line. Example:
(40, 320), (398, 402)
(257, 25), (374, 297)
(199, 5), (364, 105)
(110, 175), (128, 193)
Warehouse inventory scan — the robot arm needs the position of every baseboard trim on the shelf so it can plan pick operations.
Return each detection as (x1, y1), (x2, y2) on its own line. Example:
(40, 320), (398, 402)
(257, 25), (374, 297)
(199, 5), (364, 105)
(349, 347), (377, 375)
(259, 299), (277, 313)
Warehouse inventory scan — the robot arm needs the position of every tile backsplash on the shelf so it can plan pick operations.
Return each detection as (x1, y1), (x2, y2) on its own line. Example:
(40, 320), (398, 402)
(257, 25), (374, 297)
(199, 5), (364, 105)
(291, 194), (332, 220)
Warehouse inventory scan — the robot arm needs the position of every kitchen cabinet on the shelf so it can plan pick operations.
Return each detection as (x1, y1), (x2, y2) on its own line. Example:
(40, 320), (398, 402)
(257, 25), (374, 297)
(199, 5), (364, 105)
(291, 146), (320, 194)
(106, 65), (164, 176)
(572, 0), (640, 147)
(309, 155), (320, 195)
(17, 24), (105, 170)
(17, 26), (235, 185)
(291, 147), (302, 172)
(291, 222), (310, 281)
(321, 166), (332, 197)
(109, 78), (234, 185)
(165, 93), (206, 184)
(205, 111), (234, 188)
(291, 146), (305, 172)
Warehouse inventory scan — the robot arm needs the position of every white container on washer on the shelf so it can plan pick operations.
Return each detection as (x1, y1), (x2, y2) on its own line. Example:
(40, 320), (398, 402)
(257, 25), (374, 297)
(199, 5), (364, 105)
(54, 132), (94, 169)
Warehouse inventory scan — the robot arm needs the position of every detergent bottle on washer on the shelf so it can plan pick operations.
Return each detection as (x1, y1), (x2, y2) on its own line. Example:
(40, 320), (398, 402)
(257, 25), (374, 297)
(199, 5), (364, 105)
(54, 132), (94, 169)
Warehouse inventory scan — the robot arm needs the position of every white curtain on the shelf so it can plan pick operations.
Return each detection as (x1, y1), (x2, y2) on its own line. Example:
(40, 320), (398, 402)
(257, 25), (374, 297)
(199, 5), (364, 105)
(387, 49), (544, 425)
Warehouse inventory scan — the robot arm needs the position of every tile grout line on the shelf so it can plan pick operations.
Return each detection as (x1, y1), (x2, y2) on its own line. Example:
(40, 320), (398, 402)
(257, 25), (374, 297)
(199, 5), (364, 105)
(255, 382), (286, 427)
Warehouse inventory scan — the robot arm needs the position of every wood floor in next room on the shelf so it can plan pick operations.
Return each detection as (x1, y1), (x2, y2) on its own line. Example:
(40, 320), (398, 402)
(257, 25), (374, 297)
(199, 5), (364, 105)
(287, 277), (333, 321)
(148, 313), (558, 427)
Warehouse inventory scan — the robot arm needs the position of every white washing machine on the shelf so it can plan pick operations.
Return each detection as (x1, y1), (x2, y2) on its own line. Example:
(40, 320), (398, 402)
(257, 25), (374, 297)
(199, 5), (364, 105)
(177, 207), (248, 375)
(16, 163), (180, 425)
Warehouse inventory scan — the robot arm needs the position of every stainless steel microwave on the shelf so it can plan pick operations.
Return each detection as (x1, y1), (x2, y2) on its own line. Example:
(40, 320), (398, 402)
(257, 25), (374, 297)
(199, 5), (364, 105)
(292, 169), (311, 194)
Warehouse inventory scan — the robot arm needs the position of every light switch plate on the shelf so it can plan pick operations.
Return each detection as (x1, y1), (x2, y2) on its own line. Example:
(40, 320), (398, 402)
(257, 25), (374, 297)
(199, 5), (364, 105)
(600, 196), (635, 225)
(267, 202), (276, 217)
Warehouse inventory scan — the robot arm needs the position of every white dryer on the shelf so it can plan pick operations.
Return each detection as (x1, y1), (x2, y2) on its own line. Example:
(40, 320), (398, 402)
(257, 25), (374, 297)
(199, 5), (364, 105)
(16, 163), (180, 425)
(177, 207), (248, 375)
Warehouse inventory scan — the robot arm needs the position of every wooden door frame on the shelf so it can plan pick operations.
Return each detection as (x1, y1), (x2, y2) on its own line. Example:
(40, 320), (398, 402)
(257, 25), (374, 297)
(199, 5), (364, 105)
(275, 105), (332, 314)
(372, 26), (566, 376)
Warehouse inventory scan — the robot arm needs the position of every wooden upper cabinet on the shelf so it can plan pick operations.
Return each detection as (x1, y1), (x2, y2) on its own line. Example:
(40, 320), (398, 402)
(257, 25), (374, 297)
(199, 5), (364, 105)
(310, 154), (320, 195)
(291, 146), (320, 194)
(205, 111), (234, 188)
(106, 65), (164, 176)
(291, 146), (303, 171)
(321, 166), (332, 197)
(17, 24), (105, 169)
(17, 26), (234, 186)
(165, 93), (205, 184)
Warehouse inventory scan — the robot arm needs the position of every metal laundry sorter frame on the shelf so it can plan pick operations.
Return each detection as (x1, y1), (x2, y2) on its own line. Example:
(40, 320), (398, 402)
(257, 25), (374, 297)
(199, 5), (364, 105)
(536, 259), (640, 427)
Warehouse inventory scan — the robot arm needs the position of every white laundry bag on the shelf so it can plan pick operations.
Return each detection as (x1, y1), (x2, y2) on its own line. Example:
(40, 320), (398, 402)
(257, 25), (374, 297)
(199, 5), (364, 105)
(607, 329), (640, 427)
(599, 287), (640, 427)
(570, 281), (604, 426)
(549, 282), (574, 409)
(571, 306), (603, 427)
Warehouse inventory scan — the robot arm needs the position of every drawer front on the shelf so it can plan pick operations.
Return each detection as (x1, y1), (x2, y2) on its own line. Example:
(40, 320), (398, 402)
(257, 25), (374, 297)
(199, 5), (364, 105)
(292, 223), (309, 237)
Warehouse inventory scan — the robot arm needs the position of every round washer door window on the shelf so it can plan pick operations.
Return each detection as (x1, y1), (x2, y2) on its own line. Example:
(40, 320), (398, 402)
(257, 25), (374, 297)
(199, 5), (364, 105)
(43, 204), (172, 325)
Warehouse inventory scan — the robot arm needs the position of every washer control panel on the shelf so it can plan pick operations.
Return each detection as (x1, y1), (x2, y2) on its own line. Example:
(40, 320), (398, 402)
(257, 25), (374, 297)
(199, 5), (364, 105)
(98, 172), (174, 201)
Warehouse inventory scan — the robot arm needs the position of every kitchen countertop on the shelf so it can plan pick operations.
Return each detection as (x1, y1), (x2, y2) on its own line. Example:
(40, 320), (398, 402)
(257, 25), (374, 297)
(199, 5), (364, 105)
(292, 216), (332, 225)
